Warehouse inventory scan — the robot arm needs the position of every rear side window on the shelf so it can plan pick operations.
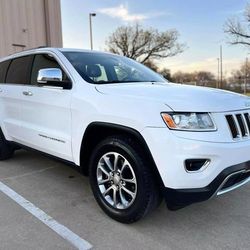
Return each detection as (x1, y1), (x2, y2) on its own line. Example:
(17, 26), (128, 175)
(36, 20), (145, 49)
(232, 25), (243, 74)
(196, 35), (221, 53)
(0, 60), (11, 83)
(6, 55), (33, 84)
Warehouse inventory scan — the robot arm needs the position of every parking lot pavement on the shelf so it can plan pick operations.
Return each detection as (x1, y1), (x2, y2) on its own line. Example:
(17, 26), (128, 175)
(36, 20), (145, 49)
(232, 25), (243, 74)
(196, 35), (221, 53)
(0, 150), (250, 250)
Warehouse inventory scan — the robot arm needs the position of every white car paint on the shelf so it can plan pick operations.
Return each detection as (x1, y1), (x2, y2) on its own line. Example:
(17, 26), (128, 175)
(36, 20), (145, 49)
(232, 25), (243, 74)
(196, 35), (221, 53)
(0, 47), (250, 194)
(96, 82), (250, 112)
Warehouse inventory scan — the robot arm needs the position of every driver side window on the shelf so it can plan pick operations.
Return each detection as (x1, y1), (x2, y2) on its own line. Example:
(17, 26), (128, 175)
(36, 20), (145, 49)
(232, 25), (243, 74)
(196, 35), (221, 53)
(31, 54), (69, 85)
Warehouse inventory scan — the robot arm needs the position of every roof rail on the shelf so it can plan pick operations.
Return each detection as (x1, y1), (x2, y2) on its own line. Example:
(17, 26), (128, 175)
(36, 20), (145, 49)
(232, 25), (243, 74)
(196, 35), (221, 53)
(23, 45), (49, 51)
(6, 46), (53, 57)
(36, 46), (49, 49)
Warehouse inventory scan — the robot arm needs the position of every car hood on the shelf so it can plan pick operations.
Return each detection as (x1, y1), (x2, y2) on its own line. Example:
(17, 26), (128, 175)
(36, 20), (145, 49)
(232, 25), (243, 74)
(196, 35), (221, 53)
(96, 82), (250, 112)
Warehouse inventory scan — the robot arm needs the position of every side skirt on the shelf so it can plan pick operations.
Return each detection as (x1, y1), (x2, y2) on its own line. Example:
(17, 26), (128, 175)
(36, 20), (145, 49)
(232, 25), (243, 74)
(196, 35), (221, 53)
(11, 142), (80, 170)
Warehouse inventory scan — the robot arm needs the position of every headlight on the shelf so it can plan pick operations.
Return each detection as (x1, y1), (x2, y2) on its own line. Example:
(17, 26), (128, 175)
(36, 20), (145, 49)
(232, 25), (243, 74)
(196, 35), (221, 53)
(161, 112), (216, 131)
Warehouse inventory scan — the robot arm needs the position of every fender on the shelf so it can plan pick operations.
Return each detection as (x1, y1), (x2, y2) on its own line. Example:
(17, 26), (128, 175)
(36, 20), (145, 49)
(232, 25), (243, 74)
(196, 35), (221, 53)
(79, 122), (165, 189)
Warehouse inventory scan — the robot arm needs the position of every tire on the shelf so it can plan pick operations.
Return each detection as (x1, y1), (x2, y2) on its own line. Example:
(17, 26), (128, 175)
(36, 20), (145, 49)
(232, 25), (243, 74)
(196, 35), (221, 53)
(0, 129), (14, 160)
(89, 135), (162, 223)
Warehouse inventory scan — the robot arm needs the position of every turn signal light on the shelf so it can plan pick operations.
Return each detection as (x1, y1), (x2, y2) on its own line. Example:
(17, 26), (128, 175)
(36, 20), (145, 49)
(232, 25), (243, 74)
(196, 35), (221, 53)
(161, 113), (177, 129)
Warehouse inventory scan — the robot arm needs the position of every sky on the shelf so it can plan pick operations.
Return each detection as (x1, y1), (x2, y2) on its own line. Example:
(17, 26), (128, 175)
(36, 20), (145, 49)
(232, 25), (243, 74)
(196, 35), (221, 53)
(61, 0), (250, 77)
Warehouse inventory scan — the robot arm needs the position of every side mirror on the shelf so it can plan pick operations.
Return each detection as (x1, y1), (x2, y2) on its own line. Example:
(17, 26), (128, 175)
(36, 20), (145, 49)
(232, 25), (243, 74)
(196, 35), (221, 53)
(37, 68), (71, 89)
(37, 68), (63, 83)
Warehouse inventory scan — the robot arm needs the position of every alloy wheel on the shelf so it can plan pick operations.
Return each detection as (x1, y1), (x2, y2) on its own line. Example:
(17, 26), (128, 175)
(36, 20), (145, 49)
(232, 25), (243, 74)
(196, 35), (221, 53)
(96, 152), (137, 209)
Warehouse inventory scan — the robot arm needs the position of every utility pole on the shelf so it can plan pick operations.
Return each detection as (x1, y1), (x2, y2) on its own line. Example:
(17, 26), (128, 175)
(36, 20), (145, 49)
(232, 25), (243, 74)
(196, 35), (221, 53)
(217, 58), (220, 88)
(244, 57), (248, 95)
(89, 13), (96, 50)
(220, 45), (223, 89)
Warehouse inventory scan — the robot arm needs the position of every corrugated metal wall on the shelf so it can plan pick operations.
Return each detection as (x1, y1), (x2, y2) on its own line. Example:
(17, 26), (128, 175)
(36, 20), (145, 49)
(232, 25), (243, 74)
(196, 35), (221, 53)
(0, 0), (62, 58)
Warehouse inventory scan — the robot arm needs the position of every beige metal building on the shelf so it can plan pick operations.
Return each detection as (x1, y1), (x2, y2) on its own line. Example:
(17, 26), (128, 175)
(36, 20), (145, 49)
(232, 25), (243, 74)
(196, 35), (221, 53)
(0, 0), (62, 58)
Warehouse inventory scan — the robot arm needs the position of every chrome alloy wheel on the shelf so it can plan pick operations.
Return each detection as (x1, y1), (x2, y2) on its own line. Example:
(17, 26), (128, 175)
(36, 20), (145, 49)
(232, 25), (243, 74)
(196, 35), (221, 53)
(96, 152), (137, 209)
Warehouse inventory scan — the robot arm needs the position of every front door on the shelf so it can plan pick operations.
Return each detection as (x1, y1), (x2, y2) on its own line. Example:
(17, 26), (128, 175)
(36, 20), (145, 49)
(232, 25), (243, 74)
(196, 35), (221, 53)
(17, 53), (73, 161)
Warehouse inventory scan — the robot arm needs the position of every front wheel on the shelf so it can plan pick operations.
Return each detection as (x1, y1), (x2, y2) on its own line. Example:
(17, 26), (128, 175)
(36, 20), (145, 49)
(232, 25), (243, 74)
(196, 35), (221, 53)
(89, 136), (161, 223)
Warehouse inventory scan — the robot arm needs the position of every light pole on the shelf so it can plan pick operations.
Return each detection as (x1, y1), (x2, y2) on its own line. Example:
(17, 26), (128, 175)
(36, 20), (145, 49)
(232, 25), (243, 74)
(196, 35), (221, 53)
(244, 57), (248, 95)
(89, 13), (96, 50)
(217, 58), (220, 88)
(220, 45), (223, 89)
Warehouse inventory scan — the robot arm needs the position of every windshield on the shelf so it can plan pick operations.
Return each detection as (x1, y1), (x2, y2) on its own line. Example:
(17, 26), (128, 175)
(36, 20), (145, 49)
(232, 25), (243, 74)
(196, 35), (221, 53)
(62, 51), (166, 84)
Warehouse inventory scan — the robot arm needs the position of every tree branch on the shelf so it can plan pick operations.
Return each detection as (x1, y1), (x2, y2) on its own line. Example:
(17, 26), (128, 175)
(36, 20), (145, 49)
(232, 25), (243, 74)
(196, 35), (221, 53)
(106, 25), (185, 64)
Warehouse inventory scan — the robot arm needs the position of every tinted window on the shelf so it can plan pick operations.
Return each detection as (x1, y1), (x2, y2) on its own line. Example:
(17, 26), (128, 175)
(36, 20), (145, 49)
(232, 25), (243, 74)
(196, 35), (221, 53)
(31, 54), (69, 85)
(6, 56), (33, 84)
(0, 60), (11, 83)
(63, 52), (166, 84)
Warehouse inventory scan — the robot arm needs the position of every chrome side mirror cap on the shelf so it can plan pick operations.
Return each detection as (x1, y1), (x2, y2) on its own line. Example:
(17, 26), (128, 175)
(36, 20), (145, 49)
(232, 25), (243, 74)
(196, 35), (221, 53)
(37, 68), (63, 83)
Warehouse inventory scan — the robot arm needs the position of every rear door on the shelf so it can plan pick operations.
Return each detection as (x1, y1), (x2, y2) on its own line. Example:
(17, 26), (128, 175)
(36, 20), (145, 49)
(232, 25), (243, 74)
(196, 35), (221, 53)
(17, 53), (73, 161)
(0, 56), (33, 141)
(0, 60), (12, 137)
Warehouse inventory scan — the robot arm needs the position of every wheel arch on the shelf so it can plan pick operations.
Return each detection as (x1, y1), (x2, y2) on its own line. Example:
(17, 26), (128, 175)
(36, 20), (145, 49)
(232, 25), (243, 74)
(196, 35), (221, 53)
(79, 122), (165, 189)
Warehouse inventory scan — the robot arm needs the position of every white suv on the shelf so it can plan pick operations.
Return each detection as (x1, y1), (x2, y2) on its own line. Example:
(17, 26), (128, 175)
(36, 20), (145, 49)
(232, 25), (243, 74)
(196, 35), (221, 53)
(0, 47), (250, 223)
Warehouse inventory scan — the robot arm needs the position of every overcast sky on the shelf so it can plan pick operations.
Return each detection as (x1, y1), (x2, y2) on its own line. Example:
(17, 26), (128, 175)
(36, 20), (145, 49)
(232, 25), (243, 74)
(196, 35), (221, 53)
(61, 0), (249, 76)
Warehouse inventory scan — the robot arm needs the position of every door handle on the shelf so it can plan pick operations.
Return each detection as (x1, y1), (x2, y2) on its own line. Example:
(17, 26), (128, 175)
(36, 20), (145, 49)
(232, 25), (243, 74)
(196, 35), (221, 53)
(23, 91), (33, 96)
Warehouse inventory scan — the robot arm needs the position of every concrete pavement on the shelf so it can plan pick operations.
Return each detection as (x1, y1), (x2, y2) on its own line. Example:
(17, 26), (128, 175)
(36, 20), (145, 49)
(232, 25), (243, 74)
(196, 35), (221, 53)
(0, 149), (249, 250)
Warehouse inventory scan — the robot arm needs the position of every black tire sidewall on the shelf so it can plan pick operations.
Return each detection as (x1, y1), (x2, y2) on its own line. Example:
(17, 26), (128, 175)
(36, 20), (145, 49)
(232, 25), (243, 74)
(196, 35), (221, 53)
(89, 138), (152, 223)
(0, 130), (14, 160)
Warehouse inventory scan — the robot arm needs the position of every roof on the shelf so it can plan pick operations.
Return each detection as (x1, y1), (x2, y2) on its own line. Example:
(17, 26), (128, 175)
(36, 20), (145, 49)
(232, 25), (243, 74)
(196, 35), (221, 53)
(0, 47), (111, 62)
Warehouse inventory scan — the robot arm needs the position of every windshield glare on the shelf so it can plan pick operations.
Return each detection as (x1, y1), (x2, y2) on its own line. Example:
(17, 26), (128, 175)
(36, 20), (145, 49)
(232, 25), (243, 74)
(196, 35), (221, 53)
(63, 52), (166, 84)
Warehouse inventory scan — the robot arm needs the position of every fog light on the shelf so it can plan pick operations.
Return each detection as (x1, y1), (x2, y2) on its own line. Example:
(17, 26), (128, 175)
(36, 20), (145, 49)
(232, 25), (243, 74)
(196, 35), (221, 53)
(185, 159), (210, 172)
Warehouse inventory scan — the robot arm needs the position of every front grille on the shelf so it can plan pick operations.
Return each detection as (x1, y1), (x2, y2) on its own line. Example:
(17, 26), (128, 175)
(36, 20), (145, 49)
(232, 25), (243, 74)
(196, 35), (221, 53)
(226, 113), (250, 139)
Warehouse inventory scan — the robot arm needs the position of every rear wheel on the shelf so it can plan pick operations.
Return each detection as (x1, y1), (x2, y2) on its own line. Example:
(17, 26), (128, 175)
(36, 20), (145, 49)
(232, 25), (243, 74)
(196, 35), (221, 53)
(0, 129), (14, 160)
(89, 136), (161, 223)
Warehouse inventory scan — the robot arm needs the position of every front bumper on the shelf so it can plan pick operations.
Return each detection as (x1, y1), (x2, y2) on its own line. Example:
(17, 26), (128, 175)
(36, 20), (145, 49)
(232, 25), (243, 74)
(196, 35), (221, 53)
(164, 161), (250, 209)
(141, 127), (250, 209)
(141, 127), (250, 189)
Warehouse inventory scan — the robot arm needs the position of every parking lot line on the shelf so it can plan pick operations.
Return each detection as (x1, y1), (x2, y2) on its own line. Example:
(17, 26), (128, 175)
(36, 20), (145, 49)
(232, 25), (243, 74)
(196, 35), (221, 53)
(0, 181), (93, 250)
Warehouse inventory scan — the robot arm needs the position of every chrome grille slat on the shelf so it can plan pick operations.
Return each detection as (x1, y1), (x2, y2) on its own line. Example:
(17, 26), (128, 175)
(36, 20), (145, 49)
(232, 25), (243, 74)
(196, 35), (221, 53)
(242, 114), (250, 135)
(244, 113), (250, 132)
(226, 112), (250, 140)
(233, 114), (242, 138)
(225, 115), (240, 139)
(236, 114), (247, 137)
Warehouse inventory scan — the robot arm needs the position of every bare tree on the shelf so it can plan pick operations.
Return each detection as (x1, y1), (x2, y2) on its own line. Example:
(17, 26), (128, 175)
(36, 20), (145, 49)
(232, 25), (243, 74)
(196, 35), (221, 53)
(172, 71), (193, 83)
(196, 71), (215, 86)
(225, 4), (250, 47)
(158, 68), (172, 81)
(229, 60), (250, 82)
(106, 24), (185, 63)
(143, 60), (159, 72)
(172, 71), (216, 86)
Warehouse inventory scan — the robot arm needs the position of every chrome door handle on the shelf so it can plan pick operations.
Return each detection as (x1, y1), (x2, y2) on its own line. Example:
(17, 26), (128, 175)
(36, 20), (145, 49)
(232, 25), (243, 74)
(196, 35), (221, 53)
(23, 91), (33, 96)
